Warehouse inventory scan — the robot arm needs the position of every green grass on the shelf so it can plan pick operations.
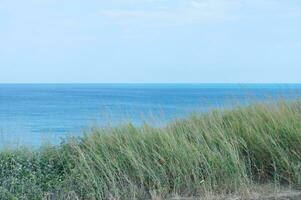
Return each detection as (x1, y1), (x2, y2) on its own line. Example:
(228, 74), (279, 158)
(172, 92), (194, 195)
(0, 100), (301, 199)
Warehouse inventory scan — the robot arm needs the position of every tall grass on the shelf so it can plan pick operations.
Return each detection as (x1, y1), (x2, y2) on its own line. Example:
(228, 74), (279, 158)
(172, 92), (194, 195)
(0, 100), (300, 199)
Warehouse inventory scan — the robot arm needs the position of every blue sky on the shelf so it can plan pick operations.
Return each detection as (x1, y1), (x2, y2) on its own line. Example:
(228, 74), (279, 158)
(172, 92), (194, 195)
(0, 0), (300, 83)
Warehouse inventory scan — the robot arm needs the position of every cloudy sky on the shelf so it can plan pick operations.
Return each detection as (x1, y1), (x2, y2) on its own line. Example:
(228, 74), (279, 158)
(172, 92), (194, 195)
(0, 0), (300, 83)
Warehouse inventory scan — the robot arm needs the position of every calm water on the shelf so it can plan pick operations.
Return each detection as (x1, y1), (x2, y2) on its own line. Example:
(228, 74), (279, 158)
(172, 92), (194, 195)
(0, 84), (301, 147)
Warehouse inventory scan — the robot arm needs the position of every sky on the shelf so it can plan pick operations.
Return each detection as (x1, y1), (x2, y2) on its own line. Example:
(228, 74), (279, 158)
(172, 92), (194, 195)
(0, 0), (301, 83)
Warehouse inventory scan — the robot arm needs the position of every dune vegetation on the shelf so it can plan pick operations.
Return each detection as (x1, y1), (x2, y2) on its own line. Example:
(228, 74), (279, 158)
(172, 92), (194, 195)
(0, 100), (301, 199)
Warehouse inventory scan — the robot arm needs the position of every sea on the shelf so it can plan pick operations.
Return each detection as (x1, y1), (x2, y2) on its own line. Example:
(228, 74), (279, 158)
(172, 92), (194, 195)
(0, 84), (300, 147)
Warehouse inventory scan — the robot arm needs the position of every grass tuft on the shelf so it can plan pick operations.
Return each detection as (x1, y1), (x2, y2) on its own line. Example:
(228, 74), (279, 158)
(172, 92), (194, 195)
(0, 100), (301, 199)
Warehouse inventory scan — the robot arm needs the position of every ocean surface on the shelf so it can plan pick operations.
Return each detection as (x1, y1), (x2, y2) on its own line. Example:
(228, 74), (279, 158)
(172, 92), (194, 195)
(0, 84), (301, 147)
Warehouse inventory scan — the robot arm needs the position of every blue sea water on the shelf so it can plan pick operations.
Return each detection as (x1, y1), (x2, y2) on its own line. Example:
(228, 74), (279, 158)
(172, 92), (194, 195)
(0, 84), (301, 147)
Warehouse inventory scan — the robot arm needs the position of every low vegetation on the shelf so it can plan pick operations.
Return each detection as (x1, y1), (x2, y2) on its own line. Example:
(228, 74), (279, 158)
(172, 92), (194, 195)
(0, 100), (300, 199)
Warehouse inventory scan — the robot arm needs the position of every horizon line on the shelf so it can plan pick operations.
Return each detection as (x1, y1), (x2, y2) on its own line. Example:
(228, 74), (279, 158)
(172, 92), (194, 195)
(0, 82), (301, 85)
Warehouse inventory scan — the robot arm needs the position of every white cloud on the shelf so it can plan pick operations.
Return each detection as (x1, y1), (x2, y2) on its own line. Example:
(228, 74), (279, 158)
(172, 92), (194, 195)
(94, 0), (241, 25)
